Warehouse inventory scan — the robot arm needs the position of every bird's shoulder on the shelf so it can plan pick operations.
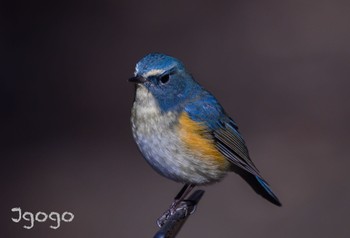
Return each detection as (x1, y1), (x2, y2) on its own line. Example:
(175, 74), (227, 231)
(181, 90), (234, 129)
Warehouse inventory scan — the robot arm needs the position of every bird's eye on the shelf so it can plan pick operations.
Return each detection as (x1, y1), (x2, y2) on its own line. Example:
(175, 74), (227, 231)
(160, 74), (170, 84)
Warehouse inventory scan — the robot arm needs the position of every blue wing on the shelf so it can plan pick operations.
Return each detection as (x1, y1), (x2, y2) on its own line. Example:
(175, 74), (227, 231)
(183, 92), (259, 176)
(183, 91), (281, 206)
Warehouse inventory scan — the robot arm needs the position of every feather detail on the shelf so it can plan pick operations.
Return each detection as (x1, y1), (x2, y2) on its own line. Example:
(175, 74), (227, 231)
(178, 112), (230, 171)
(213, 119), (260, 177)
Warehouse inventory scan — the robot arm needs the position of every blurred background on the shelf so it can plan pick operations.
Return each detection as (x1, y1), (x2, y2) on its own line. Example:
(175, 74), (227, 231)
(2, 0), (350, 237)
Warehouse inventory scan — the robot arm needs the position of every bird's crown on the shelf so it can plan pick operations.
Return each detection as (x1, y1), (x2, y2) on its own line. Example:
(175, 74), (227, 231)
(135, 53), (185, 77)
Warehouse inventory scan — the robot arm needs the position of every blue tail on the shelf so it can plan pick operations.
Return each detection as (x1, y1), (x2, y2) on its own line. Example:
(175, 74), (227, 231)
(237, 169), (282, 206)
(255, 176), (281, 206)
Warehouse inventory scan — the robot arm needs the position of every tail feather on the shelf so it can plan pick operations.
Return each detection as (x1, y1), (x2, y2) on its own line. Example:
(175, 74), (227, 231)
(237, 169), (282, 206)
(255, 176), (281, 206)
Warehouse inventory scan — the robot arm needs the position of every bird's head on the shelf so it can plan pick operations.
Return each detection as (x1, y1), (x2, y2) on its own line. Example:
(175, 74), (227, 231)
(129, 53), (201, 112)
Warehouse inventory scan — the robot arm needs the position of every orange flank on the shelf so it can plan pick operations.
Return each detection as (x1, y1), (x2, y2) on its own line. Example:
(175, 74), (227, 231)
(178, 112), (230, 170)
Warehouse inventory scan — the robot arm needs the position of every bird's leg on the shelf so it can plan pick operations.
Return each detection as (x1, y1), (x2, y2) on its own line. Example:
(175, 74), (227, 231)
(170, 184), (195, 212)
(157, 184), (195, 227)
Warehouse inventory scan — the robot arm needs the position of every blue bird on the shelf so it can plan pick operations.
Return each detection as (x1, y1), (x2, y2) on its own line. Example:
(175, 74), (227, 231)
(129, 53), (281, 217)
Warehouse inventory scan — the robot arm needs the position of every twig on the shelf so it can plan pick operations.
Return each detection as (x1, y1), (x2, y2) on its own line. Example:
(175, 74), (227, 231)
(153, 189), (205, 238)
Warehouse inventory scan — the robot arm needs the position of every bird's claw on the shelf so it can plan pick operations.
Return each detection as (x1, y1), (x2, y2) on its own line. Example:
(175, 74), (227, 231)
(156, 200), (197, 227)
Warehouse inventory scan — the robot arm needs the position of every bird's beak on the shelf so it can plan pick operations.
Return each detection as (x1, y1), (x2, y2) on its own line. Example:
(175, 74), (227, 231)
(128, 75), (146, 83)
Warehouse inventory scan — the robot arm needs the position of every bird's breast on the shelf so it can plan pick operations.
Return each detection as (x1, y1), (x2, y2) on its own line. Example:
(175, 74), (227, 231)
(130, 85), (229, 184)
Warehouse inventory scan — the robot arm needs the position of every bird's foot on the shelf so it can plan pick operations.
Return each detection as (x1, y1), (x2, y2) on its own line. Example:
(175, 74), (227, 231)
(156, 200), (196, 227)
(156, 200), (178, 227)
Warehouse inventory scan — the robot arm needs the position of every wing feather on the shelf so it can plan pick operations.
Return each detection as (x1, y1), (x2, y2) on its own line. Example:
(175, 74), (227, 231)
(183, 92), (261, 177)
(213, 119), (260, 177)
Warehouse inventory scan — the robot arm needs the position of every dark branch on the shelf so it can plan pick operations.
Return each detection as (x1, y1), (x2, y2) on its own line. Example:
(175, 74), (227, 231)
(153, 190), (205, 238)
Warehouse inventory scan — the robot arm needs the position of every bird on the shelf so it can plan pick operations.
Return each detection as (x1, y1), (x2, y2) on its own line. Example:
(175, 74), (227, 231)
(129, 53), (281, 220)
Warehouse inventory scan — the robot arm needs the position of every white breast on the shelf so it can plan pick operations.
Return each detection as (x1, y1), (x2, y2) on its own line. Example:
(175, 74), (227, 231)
(130, 85), (227, 184)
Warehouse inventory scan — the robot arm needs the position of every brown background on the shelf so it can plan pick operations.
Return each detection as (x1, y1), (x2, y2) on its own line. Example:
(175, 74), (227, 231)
(2, 0), (350, 237)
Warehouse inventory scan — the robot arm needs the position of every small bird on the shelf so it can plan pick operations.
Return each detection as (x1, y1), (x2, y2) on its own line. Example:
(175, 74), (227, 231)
(129, 53), (281, 215)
